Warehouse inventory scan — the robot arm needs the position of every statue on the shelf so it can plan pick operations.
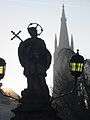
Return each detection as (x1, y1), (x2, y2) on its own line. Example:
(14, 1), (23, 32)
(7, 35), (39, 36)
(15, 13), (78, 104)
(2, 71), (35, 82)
(10, 23), (60, 120)
(18, 23), (51, 89)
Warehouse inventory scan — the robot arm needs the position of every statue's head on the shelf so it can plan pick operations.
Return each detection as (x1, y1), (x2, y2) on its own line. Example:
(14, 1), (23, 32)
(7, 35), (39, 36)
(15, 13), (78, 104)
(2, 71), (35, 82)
(27, 27), (37, 38)
(27, 23), (43, 38)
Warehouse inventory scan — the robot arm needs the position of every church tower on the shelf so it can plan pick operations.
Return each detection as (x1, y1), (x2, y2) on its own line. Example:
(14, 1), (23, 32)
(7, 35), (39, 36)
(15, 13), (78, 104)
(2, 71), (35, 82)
(52, 5), (75, 119)
(53, 5), (74, 88)
(53, 5), (72, 63)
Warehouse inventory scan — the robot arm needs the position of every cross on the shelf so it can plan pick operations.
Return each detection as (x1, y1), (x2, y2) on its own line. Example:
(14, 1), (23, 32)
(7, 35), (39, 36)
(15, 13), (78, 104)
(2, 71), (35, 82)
(11, 31), (23, 42)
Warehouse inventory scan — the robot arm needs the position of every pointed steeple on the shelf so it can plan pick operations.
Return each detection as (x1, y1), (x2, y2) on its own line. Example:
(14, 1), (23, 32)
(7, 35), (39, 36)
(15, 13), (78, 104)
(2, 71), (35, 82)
(59, 5), (69, 50)
(61, 4), (66, 23)
(71, 34), (74, 51)
(55, 34), (57, 51)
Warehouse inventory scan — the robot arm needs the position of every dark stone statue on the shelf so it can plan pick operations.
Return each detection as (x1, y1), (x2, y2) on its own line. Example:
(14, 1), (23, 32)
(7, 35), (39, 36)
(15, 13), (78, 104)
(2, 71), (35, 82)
(18, 25), (52, 110)
(10, 23), (60, 120)
(18, 27), (51, 89)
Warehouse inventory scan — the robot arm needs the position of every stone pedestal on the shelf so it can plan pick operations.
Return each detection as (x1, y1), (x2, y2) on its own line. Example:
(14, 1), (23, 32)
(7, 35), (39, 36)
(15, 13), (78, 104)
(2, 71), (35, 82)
(10, 77), (60, 120)
(11, 106), (59, 120)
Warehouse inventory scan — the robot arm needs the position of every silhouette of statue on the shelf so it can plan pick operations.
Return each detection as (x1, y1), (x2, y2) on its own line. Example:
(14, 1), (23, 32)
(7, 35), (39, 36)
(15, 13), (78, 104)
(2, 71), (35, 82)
(10, 23), (61, 120)
(18, 23), (51, 92)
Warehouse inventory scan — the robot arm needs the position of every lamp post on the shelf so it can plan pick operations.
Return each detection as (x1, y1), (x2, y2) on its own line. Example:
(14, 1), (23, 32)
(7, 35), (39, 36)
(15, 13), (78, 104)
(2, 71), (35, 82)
(69, 49), (84, 93)
(70, 49), (84, 78)
(0, 58), (6, 80)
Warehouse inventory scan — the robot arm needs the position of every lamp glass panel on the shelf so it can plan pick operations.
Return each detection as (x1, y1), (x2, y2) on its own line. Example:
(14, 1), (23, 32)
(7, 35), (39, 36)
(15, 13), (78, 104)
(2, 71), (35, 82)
(0, 66), (3, 74)
(70, 63), (84, 72)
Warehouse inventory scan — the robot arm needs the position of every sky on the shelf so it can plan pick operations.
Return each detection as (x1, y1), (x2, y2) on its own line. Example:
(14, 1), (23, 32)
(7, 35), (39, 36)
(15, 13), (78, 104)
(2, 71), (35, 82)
(0, 0), (90, 95)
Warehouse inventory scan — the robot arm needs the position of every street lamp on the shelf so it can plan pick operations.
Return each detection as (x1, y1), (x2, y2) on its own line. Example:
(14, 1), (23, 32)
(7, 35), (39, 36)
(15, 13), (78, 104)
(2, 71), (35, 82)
(69, 50), (90, 110)
(69, 49), (84, 78)
(0, 58), (6, 80)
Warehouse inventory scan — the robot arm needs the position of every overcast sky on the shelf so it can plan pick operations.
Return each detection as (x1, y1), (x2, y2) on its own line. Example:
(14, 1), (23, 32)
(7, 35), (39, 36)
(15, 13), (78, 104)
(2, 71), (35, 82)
(0, 0), (90, 95)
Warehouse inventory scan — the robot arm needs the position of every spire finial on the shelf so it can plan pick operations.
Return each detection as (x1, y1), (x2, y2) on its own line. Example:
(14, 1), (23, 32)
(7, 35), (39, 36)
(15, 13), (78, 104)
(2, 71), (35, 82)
(61, 3), (66, 22)
(63, 4), (64, 9)
(62, 4), (64, 12)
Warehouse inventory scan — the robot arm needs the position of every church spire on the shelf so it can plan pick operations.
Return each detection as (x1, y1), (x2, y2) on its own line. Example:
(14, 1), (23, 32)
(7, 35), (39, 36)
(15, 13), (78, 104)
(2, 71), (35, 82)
(61, 4), (66, 23)
(59, 5), (69, 50)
